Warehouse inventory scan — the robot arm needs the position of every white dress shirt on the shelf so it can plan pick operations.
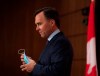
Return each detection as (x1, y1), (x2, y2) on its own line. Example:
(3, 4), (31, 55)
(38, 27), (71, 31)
(48, 29), (60, 41)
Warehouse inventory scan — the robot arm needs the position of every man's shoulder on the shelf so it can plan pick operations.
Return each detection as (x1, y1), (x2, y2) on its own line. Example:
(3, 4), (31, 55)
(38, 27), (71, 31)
(50, 32), (69, 45)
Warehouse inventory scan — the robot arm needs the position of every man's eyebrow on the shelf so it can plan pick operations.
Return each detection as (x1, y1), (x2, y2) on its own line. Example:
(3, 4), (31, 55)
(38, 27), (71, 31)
(35, 22), (42, 25)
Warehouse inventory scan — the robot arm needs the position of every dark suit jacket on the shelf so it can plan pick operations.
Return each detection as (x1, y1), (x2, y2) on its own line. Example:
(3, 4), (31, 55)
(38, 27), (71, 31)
(29, 32), (73, 76)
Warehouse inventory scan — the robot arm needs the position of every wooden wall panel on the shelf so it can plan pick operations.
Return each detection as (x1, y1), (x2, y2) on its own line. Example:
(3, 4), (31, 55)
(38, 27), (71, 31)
(71, 60), (86, 76)
(69, 35), (87, 59)
(58, 0), (90, 15)
(32, 0), (60, 11)
(60, 11), (87, 36)
(0, 1), (35, 76)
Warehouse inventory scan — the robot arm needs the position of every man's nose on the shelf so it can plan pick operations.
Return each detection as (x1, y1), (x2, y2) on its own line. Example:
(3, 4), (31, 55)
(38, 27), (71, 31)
(36, 26), (39, 31)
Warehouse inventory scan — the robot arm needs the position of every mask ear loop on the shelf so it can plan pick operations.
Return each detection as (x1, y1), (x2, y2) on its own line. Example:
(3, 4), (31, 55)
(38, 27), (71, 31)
(18, 49), (25, 54)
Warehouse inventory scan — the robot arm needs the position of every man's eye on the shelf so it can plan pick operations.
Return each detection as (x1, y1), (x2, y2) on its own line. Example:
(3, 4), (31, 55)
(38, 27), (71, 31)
(37, 23), (42, 26)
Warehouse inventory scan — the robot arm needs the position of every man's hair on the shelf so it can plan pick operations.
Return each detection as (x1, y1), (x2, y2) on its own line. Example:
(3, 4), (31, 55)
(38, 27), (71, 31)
(34, 7), (60, 28)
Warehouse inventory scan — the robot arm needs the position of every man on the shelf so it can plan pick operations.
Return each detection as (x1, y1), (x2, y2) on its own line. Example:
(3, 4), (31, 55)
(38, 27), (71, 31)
(20, 7), (73, 76)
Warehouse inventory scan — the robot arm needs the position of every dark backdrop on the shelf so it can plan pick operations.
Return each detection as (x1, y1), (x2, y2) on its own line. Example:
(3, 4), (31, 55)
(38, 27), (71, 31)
(96, 0), (100, 75)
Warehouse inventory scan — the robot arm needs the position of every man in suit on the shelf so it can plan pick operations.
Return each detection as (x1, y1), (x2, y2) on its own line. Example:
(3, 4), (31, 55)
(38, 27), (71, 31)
(20, 7), (73, 76)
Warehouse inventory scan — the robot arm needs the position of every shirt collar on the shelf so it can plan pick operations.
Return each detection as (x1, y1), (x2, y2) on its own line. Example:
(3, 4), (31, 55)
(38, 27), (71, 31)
(48, 29), (60, 41)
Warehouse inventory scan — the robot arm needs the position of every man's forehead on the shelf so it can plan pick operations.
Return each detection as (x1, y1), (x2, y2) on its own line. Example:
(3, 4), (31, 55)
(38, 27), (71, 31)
(35, 12), (46, 21)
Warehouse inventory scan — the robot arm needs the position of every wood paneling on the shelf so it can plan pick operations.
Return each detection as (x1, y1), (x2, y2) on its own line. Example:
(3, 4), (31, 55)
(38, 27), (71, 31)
(58, 0), (90, 15)
(71, 60), (86, 76)
(60, 11), (87, 36)
(69, 35), (87, 60)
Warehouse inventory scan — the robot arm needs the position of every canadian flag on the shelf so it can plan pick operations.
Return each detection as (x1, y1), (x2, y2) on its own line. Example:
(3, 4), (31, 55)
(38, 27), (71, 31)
(85, 0), (98, 76)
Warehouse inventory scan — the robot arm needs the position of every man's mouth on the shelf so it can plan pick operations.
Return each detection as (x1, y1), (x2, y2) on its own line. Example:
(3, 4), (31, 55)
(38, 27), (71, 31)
(39, 31), (42, 34)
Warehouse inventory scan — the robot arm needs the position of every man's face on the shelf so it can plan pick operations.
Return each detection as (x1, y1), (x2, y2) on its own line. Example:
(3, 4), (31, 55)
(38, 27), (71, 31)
(35, 12), (53, 38)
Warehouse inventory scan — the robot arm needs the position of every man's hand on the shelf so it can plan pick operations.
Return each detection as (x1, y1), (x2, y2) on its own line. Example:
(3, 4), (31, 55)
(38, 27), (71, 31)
(20, 54), (36, 72)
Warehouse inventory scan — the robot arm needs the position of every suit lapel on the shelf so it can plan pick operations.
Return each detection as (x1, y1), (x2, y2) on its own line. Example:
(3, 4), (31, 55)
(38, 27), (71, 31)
(38, 32), (63, 62)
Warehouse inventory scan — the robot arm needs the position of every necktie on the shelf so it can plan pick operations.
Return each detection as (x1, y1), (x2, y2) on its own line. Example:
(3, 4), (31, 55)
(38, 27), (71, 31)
(46, 40), (49, 45)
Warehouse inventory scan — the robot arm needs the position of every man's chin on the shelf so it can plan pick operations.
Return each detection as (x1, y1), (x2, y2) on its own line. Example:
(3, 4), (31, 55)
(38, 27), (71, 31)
(40, 35), (47, 38)
(40, 35), (44, 38)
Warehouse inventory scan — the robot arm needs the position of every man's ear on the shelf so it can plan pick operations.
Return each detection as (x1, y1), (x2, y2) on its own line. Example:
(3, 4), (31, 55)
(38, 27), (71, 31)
(50, 19), (55, 26)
